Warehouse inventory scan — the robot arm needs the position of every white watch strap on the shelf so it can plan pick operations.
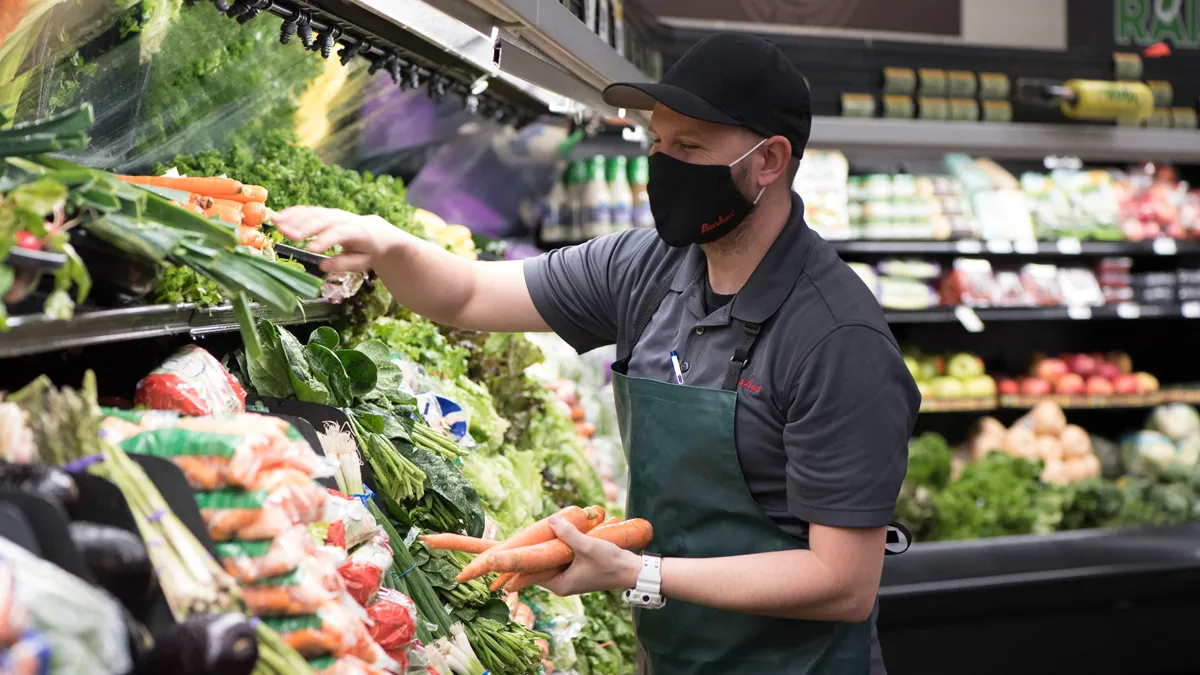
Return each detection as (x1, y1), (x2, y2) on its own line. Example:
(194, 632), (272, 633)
(637, 553), (662, 595)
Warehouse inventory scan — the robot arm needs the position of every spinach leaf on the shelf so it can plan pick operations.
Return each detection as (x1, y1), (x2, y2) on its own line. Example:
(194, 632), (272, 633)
(306, 343), (352, 406)
(397, 442), (486, 537)
(355, 402), (409, 440)
(277, 326), (332, 405)
(355, 340), (405, 395)
(336, 349), (378, 398)
(308, 325), (340, 350)
(247, 319), (294, 398)
(416, 549), (462, 591)
(352, 410), (386, 434)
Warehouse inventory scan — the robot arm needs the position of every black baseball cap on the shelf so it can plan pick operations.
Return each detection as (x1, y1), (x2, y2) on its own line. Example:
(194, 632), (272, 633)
(603, 32), (811, 158)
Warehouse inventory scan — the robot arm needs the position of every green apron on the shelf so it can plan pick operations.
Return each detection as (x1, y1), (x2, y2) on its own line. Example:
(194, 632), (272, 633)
(612, 275), (904, 675)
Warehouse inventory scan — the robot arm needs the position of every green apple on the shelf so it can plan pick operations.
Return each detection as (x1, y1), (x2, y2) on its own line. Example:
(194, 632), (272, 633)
(964, 374), (997, 398)
(919, 358), (940, 382)
(931, 376), (967, 399)
(947, 352), (985, 379)
(917, 380), (934, 399)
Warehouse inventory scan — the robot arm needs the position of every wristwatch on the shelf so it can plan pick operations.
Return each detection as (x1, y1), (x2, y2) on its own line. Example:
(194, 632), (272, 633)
(622, 553), (666, 609)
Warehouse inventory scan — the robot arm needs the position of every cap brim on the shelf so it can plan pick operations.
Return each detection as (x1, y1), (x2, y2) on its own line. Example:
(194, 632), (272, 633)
(602, 82), (743, 127)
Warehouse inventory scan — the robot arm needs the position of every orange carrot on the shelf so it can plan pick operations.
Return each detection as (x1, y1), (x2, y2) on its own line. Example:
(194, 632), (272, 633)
(238, 226), (266, 249)
(205, 202), (243, 225)
(503, 567), (564, 593)
(484, 519), (654, 575)
(420, 533), (495, 554)
(242, 201), (269, 228)
(239, 184), (269, 202)
(492, 512), (603, 592)
(170, 199), (206, 215)
(117, 175), (245, 196)
(456, 505), (597, 583)
(189, 194), (215, 210)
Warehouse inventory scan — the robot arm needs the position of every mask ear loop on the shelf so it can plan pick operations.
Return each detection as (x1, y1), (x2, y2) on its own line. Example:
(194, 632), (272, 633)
(730, 138), (770, 205)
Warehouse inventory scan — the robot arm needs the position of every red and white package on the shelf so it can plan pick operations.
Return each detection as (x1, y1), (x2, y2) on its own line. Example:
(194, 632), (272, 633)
(365, 588), (419, 660)
(939, 258), (997, 307)
(339, 531), (393, 606)
(324, 491), (379, 550)
(1019, 264), (1064, 306)
(134, 346), (246, 416)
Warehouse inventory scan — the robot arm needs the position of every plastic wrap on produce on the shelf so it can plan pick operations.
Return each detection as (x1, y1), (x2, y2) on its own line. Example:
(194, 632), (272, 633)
(338, 531), (393, 606)
(324, 490), (379, 550)
(135, 345), (247, 416)
(365, 588), (418, 660)
(0, 538), (131, 675)
(217, 525), (314, 583)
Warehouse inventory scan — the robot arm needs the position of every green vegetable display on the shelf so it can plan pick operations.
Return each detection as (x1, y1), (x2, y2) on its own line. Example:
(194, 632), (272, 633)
(161, 129), (419, 237)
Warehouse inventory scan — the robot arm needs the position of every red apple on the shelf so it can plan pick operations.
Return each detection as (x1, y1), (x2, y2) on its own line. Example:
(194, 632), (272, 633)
(1113, 374), (1139, 395)
(1086, 376), (1115, 396)
(1067, 353), (1098, 377)
(1106, 351), (1133, 374)
(1096, 362), (1120, 380)
(998, 378), (1019, 396)
(1021, 377), (1052, 396)
(1055, 372), (1085, 395)
(1033, 358), (1069, 384)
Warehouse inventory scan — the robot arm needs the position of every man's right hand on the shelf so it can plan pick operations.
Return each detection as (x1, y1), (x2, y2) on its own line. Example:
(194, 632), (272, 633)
(273, 206), (411, 274)
(271, 205), (549, 334)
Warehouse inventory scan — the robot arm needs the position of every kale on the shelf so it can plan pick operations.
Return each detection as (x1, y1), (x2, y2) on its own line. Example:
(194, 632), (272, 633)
(931, 452), (1061, 541)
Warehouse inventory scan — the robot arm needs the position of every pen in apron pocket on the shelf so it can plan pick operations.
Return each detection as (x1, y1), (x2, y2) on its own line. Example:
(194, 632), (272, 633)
(670, 350), (685, 385)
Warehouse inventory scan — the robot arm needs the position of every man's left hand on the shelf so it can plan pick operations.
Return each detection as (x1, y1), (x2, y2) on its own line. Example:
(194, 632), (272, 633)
(538, 515), (644, 596)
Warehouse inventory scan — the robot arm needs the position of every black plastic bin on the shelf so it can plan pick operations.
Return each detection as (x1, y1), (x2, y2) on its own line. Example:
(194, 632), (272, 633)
(878, 525), (1200, 675)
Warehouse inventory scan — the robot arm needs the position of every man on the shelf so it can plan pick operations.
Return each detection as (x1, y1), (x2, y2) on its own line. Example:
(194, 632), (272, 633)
(275, 31), (918, 675)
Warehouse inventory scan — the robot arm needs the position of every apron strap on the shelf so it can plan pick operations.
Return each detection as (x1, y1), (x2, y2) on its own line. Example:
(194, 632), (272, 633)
(720, 321), (763, 391)
(625, 270), (678, 360)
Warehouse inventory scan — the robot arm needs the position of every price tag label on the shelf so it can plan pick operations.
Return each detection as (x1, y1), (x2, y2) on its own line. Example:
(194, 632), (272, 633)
(985, 239), (1013, 254)
(1013, 239), (1040, 254)
(1056, 237), (1082, 255)
(1183, 301), (1200, 318)
(1153, 237), (1178, 255)
(1066, 305), (1092, 320)
(1117, 302), (1141, 319)
(954, 305), (985, 333)
(954, 239), (983, 255)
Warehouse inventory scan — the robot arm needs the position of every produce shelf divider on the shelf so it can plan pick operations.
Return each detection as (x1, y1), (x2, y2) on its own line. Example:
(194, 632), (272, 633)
(0, 298), (340, 358)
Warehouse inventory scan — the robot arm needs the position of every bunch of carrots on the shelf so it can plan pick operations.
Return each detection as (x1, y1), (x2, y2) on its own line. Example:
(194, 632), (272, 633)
(420, 505), (653, 594)
(116, 175), (272, 250)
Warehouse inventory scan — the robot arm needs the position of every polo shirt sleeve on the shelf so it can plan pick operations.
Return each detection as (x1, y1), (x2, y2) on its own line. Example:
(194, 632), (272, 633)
(783, 324), (919, 528)
(523, 233), (630, 354)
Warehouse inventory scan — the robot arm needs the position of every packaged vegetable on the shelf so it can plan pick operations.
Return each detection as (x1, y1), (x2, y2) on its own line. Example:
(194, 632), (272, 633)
(312, 654), (393, 675)
(197, 489), (295, 542)
(135, 345), (247, 416)
(242, 558), (346, 616)
(263, 603), (378, 662)
(251, 467), (329, 524)
(324, 490), (379, 550)
(216, 526), (315, 582)
(339, 531), (393, 606)
(365, 589), (418, 661)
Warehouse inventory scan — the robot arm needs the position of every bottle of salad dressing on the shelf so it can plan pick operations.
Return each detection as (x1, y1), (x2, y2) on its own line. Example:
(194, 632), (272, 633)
(583, 155), (612, 239)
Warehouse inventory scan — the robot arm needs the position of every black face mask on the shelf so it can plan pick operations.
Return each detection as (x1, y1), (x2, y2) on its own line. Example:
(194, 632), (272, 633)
(647, 139), (767, 248)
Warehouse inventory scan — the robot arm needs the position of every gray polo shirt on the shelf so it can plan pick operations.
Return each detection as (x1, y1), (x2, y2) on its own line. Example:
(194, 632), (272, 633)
(524, 192), (918, 544)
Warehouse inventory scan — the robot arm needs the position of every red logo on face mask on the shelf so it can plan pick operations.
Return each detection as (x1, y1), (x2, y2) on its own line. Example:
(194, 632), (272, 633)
(700, 211), (736, 234)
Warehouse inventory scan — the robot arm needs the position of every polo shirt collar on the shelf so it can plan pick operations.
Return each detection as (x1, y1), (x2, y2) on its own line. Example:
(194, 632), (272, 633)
(669, 193), (815, 325)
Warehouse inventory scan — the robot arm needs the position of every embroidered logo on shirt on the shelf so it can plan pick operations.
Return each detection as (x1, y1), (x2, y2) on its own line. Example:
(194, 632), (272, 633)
(700, 211), (735, 234)
(738, 378), (763, 394)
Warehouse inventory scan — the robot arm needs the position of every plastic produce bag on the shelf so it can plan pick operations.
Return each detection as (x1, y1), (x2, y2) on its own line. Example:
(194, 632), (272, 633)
(197, 489), (304, 542)
(0, 538), (131, 675)
(263, 602), (381, 663)
(242, 556), (348, 616)
(339, 531), (393, 606)
(365, 589), (418, 661)
(135, 345), (247, 416)
(216, 526), (314, 583)
(312, 654), (394, 675)
(324, 491), (379, 550)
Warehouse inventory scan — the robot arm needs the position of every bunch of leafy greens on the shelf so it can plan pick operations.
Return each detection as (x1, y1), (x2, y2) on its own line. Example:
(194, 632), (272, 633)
(893, 432), (954, 541)
(151, 264), (224, 307)
(1059, 478), (1126, 530)
(459, 449), (544, 538)
(1115, 476), (1196, 527)
(576, 592), (636, 675)
(160, 129), (419, 237)
(932, 451), (1062, 541)
(134, 3), (323, 161)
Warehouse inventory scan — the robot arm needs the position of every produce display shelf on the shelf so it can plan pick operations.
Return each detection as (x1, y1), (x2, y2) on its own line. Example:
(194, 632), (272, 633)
(884, 302), (1195, 325)
(807, 116), (1200, 162)
(0, 299), (340, 358)
(831, 239), (1200, 257)
(364, 0), (653, 121)
(1000, 392), (1173, 409)
(919, 397), (997, 413)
